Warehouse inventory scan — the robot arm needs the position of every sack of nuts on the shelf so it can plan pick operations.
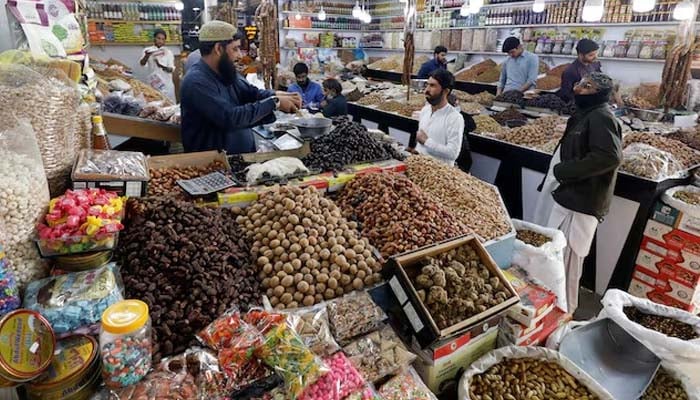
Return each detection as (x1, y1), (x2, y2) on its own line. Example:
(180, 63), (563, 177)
(458, 346), (615, 400)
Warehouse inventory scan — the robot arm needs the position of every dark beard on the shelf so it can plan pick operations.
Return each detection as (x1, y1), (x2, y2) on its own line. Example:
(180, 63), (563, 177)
(298, 79), (309, 89)
(218, 53), (238, 85)
(574, 91), (610, 110)
(426, 90), (444, 106)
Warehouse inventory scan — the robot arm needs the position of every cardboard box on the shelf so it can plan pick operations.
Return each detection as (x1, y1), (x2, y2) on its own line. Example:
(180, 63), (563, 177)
(628, 269), (700, 313)
(499, 307), (570, 347)
(502, 267), (556, 327)
(71, 150), (149, 197)
(386, 235), (520, 348)
(651, 200), (700, 238)
(412, 323), (499, 395)
(643, 219), (674, 243)
(147, 150), (230, 171)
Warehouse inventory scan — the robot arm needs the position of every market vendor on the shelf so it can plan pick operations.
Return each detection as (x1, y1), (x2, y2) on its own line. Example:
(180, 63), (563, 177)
(497, 37), (539, 95)
(321, 78), (348, 118)
(412, 69), (464, 166)
(417, 46), (448, 79)
(140, 28), (176, 100)
(557, 39), (602, 102)
(180, 21), (301, 155)
(534, 72), (622, 313)
(288, 63), (325, 109)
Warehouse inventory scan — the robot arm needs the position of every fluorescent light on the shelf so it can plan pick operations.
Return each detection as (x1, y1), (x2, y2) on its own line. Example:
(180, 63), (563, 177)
(632, 0), (655, 13)
(352, 1), (361, 18)
(174, 2), (184, 11)
(295, 12), (302, 20)
(460, 3), (470, 16)
(532, 0), (545, 13)
(468, 0), (481, 13)
(318, 6), (326, 20)
(582, 0), (604, 22)
(673, 0), (695, 20)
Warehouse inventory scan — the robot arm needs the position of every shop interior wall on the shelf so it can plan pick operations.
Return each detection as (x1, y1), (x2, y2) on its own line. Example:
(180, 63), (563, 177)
(88, 45), (183, 83)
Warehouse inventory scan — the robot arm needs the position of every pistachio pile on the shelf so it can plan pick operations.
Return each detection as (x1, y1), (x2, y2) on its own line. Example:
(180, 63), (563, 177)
(623, 307), (699, 340)
(673, 190), (700, 206)
(412, 243), (511, 329)
(516, 229), (552, 247)
(406, 155), (512, 241)
(473, 115), (506, 137)
(236, 186), (383, 309)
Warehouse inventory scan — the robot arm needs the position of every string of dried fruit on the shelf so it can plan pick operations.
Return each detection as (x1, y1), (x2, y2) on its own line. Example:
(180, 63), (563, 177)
(660, 35), (696, 110)
(402, 32), (415, 94)
(255, 0), (278, 89)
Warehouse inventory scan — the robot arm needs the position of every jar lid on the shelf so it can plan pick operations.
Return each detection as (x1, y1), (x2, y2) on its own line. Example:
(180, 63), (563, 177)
(102, 300), (149, 334)
(91, 115), (103, 123)
(0, 310), (56, 380)
(27, 335), (98, 390)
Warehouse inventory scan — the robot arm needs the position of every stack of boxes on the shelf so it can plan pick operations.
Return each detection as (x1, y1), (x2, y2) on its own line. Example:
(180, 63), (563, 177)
(498, 266), (571, 347)
(628, 198), (700, 313)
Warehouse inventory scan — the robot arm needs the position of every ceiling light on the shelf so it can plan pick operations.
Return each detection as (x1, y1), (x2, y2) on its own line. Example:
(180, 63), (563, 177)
(318, 6), (326, 20)
(673, 0), (695, 20)
(532, 0), (545, 13)
(632, 0), (655, 13)
(352, 1), (361, 18)
(582, 0), (604, 22)
(295, 12), (302, 20)
(460, 3), (470, 16)
(174, 2), (184, 11)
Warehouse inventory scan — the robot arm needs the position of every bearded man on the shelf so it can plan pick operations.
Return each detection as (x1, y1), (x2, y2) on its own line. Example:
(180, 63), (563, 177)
(180, 21), (301, 154)
(412, 69), (465, 166)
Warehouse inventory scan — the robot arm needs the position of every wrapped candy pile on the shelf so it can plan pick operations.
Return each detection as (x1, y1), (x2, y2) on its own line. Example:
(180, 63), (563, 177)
(36, 189), (125, 256)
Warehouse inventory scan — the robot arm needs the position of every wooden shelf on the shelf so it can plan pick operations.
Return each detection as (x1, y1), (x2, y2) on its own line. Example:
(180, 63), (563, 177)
(89, 18), (181, 24)
(281, 11), (403, 19)
(91, 41), (182, 46)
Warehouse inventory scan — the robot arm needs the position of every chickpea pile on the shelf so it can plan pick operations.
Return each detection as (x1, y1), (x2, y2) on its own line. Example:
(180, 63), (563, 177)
(236, 186), (382, 309)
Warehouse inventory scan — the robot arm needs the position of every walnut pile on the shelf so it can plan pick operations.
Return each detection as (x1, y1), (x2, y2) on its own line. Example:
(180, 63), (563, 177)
(624, 132), (700, 169)
(516, 229), (552, 247)
(406, 155), (512, 241)
(626, 95), (657, 110)
(412, 243), (511, 329)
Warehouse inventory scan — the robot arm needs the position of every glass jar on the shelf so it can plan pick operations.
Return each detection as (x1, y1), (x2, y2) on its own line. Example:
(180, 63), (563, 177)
(571, 40), (579, 56)
(603, 40), (616, 58)
(653, 41), (667, 59)
(639, 41), (654, 59)
(543, 38), (554, 53)
(526, 40), (537, 53)
(626, 40), (642, 58)
(614, 41), (629, 58)
(562, 38), (574, 55)
(535, 37), (545, 54)
(100, 300), (152, 388)
(552, 39), (564, 54)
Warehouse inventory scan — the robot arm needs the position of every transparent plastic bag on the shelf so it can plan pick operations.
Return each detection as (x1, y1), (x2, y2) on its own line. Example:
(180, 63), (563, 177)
(109, 79), (132, 92)
(95, 370), (198, 400)
(22, 263), (124, 334)
(72, 149), (149, 181)
(378, 367), (437, 400)
(343, 325), (416, 383)
(327, 291), (387, 345)
(0, 243), (21, 316)
(621, 143), (684, 180)
(138, 100), (167, 118)
(282, 303), (341, 357)
(152, 105), (179, 121)
(299, 352), (366, 400)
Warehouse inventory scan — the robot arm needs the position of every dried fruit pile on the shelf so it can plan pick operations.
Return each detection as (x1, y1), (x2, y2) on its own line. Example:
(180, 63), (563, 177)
(624, 132), (700, 169)
(492, 107), (528, 126)
(494, 90), (525, 107)
(473, 115), (505, 136)
(623, 307), (699, 340)
(516, 229), (552, 247)
(536, 75), (562, 90)
(453, 90), (495, 107)
(525, 93), (567, 111)
(455, 59), (497, 82)
(673, 190), (700, 206)
(642, 369), (689, 400)
(148, 161), (228, 198)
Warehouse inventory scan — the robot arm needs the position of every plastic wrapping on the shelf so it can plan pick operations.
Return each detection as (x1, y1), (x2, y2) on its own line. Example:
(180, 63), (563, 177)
(22, 263), (124, 334)
(0, 119), (49, 288)
(343, 325), (416, 383)
(103, 92), (145, 116)
(138, 101), (167, 118)
(108, 79), (132, 92)
(378, 367), (437, 400)
(151, 105), (179, 121)
(298, 352), (366, 400)
(72, 149), (149, 181)
(327, 291), (387, 345)
(0, 64), (80, 196)
(662, 185), (700, 218)
(0, 243), (20, 316)
(94, 370), (198, 400)
(283, 303), (341, 357)
(245, 157), (310, 184)
(621, 143), (684, 181)
(512, 219), (568, 311)
(457, 346), (614, 400)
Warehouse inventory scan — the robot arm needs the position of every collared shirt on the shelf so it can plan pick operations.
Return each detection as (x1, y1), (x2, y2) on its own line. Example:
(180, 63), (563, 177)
(557, 59), (602, 102)
(287, 81), (324, 107)
(180, 60), (277, 155)
(417, 58), (446, 79)
(499, 51), (539, 92)
(416, 103), (464, 166)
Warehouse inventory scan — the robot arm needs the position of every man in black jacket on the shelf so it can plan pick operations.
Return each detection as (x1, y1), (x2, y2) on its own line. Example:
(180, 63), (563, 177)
(535, 72), (622, 313)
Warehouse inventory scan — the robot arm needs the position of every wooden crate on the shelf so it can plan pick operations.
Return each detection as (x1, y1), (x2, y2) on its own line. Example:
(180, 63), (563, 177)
(386, 235), (520, 347)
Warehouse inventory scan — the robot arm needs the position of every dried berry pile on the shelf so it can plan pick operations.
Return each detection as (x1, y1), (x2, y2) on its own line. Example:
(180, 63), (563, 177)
(525, 93), (567, 111)
(117, 197), (260, 362)
(624, 307), (699, 340)
(494, 90), (525, 107)
(336, 172), (470, 258)
(301, 119), (404, 172)
(492, 107), (528, 126)
(516, 229), (552, 247)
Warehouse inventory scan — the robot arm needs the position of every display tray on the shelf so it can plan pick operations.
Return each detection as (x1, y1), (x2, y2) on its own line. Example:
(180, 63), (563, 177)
(492, 101), (521, 109)
(522, 106), (560, 115)
(102, 112), (180, 142)
(36, 233), (119, 257)
(147, 150), (231, 171)
(386, 235), (520, 348)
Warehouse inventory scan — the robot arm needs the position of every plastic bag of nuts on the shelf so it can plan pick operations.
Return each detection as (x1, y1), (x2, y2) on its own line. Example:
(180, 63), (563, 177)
(281, 303), (341, 357)
(662, 186), (700, 215)
(327, 291), (387, 345)
(642, 367), (698, 400)
(599, 290), (700, 364)
(458, 346), (614, 400)
(342, 324), (416, 383)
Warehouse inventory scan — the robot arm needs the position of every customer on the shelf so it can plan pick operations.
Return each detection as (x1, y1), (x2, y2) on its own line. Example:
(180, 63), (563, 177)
(534, 72), (622, 313)
(140, 28), (176, 100)
(180, 21), (301, 155)
(321, 78), (347, 118)
(288, 63), (324, 108)
(413, 69), (464, 166)
(417, 46), (448, 79)
(497, 37), (539, 95)
(558, 39), (602, 102)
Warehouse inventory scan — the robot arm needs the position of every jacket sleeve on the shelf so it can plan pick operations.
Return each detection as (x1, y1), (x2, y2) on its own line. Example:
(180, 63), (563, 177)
(417, 62), (430, 79)
(423, 113), (464, 162)
(185, 78), (276, 130)
(558, 67), (577, 102)
(553, 115), (622, 183)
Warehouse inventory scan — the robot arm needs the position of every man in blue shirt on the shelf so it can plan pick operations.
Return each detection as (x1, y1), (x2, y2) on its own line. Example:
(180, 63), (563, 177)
(417, 46), (448, 79)
(498, 37), (539, 95)
(287, 63), (324, 108)
(180, 21), (301, 154)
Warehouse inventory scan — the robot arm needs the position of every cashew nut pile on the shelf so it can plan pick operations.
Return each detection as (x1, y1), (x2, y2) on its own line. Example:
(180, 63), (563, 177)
(624, 132), (700, 169)
(412, 243), (511, 329)
(406, 155), (512, 241)
(336, 172), (470, 258)
(470, 358), (599, 400)
(237, 186), (382, 308)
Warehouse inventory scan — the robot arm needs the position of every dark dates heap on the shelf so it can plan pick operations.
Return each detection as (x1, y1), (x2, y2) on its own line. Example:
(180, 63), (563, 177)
(116, 197), (261, 362)
(524, 93), (567, 112)
(301, 118), (404, 172)
(494, 90), (525, 107)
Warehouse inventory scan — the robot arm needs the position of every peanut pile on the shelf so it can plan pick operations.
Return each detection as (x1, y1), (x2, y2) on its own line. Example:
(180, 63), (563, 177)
(473, 115), (506, 137)
(413, 243), (511, 329)
(516, 229), (552, 247)
(624, 132), (700, 169)
(469, 358), (599, 400)
(336, 172), (470, 258)
(642, 369), (689, 400)
(406, 156), (512, 241)
(356, 94), (384, 106)
(502, 116), (566, 150)
(623, 307), (699, 340)
(453, 91), (495, 107)
(377, 100), (417, 117)
(459, 102), (483, 115)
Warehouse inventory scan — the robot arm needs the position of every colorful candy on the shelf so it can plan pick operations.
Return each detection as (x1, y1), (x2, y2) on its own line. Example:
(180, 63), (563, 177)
(0, 245), (20, 316)
(299, 352), (366, 400)
(378, 368), (437, 400)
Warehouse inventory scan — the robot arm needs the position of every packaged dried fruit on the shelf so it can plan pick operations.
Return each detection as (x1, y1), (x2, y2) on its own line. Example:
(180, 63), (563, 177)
(343, 325), (416, 383)
(282, 303), (341, 357)
(298, 352), (366, 400)
(378, 367), (437, 400)
(327, 291), (387, 345)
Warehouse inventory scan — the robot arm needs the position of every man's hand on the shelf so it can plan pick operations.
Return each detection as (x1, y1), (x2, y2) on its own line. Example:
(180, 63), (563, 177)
(416, 130), (429, 145)
(278, 96), (299, 113)
(406, 147), (419, 154)
(156, 61), (173, 73)
(140, 51), (153, 66)
(496, 87), (503, 96)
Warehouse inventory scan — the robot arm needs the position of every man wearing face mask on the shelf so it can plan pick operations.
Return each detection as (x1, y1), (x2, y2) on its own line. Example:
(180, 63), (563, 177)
(287, 63), (325, 109)
(412, 69), (464, 166)
(180, 21), (301, 155)
(534, 72), (622, 313)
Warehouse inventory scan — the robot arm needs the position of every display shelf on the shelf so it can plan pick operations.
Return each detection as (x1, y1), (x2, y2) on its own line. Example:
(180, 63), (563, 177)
(282, 46), (360, 50)
(91, 41), (183, 46)
(88, 18), (181, 23)
(378, 21), (680, 31)
(281, 11), (403, 19)
(283, 27), (370, 32)
(456, 51), (667, 64)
